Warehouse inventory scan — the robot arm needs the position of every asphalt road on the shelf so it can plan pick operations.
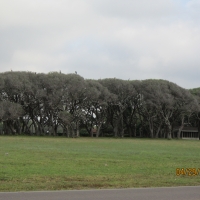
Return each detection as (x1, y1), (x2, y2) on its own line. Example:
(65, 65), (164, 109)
(0, 186), (199, 200)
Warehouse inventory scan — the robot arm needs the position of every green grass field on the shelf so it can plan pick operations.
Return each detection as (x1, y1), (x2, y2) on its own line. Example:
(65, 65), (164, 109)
(0, 136), (200, 191)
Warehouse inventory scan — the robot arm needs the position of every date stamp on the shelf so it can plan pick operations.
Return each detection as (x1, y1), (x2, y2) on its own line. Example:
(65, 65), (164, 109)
(176, 168), (200, 176)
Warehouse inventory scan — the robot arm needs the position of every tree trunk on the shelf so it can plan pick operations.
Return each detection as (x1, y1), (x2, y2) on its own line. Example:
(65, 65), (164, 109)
(133, 124), (137, 137)
(114, 125), (118, 137)
(75, 122), (80, 137)
(120, 114), (124, 138)
(155, 122), (162, 138)
(51, 125), (56, 136)
(149, 120), (154, 138)
(161, 111), (173, 139)
(65, 126), (70, 137)
(177, 115), (184, 139)
(167, 124), (172, 139)
(8, 121), (16, 135)
(76, 128), (80, 137)
(150, 128), (154, 138)
(96, 123), (102, 137)
(128, 126), (132, 137)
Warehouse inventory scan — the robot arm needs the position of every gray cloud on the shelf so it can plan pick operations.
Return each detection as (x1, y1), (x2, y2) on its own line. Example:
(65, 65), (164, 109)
(89, 0), (177, 20)
(0, 0), (199, 89)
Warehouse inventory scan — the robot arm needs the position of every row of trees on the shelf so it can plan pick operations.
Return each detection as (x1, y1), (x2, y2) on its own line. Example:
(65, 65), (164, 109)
(0, 71), (200, 139)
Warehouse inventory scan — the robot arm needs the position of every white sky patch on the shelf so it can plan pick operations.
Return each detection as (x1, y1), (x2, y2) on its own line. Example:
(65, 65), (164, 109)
(7, 50), (68, 73)
(0, 0), (200, 89)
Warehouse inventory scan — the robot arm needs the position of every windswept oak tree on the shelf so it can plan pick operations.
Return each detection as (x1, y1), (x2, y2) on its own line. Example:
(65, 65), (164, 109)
(99, 79), (140, 137)
(189, 87), (200, 139)
(57, 73), (87, 137)
(83, 79), (116, 137)
(140, 80), (199, 139)
(0, 101), (24, 134)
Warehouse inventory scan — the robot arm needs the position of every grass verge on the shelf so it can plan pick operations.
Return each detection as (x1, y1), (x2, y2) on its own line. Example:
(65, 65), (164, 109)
(0, 136), (200, 191)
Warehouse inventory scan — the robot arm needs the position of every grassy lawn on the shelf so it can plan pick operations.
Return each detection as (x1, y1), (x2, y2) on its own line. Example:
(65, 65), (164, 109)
(0, 136), (200, 191)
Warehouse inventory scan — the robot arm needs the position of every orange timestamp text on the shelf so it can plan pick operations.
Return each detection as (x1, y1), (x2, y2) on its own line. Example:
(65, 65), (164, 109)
(176, 168), (200, 176)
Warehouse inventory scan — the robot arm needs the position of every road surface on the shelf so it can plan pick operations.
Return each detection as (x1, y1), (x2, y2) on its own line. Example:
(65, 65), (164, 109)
(0, 186), (199, 200)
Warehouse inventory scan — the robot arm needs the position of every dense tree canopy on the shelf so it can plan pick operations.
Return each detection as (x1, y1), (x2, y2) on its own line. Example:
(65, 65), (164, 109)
(0, 71), (199, 139)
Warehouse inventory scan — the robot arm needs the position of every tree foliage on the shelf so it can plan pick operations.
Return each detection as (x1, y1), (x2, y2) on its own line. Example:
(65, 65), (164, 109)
(0, 71), (199, 139)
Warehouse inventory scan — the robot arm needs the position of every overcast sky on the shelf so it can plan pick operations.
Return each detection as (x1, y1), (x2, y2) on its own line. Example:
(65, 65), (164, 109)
(1, 0), (200, 89)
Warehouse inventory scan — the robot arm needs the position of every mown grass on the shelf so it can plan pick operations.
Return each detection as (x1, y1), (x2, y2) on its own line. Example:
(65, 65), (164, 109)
(0, 136), (200, 191)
